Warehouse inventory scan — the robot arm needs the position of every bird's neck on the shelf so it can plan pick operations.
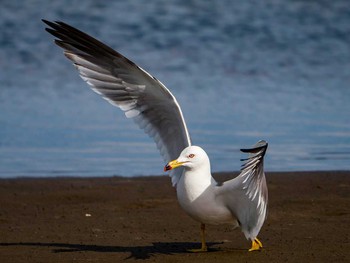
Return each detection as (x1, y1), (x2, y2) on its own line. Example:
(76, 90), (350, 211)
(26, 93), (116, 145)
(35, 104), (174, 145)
(181, 164), (213, 197)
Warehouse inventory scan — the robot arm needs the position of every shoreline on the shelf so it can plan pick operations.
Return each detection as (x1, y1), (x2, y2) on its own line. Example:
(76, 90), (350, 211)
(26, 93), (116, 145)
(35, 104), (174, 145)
(1, 169), (349, 180)
(0, 171), (349, 262)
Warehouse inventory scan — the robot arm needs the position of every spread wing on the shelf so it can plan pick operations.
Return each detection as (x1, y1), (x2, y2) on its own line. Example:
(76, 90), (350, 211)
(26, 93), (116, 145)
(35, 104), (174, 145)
(216, 140), (268, 240)
(42, 20), (191, 186)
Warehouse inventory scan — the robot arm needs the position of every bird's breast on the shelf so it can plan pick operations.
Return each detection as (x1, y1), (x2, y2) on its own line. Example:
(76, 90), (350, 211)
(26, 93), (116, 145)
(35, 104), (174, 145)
(177, 170), (211, 203)
(176, 172), (235, 225)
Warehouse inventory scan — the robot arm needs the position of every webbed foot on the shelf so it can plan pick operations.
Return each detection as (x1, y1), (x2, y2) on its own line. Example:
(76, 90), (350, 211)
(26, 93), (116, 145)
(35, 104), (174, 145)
(248, 238), (263, 252)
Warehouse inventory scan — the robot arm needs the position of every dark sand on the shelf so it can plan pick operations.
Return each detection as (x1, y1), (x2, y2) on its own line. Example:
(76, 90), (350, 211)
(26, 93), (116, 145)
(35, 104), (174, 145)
(0, 171), (349, 262)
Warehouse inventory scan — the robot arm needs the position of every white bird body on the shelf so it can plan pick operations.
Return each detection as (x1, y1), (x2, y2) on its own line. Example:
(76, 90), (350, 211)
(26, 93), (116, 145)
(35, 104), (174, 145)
(165, 143), (268, 245)
(175, 147), (237, 226)
(177, 171), (238, 226)
(43, 20), (268, 252)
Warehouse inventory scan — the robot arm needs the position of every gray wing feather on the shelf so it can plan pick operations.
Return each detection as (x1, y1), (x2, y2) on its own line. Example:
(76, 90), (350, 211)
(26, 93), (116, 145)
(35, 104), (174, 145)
(217, 140), (268, 240)
(43, 20), (191, 186)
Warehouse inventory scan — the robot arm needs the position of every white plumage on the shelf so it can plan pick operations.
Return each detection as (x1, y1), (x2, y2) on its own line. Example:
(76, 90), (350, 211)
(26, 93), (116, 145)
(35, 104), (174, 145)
(43, 20), (268, 252)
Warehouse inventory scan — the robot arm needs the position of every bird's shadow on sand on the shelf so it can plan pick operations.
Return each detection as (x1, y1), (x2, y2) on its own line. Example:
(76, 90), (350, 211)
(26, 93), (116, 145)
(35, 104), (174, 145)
(0, 241), (242, 260)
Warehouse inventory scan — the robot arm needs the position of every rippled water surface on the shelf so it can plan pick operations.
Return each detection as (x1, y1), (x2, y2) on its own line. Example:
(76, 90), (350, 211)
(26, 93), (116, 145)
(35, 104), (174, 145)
(1, 0), (350, 177)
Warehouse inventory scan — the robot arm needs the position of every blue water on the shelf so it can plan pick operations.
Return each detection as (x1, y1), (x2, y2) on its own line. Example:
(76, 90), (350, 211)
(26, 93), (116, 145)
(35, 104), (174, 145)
(1, 0), (350, 177)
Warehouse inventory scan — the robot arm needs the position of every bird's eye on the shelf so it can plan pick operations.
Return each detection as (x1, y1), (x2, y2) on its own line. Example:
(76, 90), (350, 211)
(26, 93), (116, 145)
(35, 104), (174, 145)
(188, 154), (195, 158)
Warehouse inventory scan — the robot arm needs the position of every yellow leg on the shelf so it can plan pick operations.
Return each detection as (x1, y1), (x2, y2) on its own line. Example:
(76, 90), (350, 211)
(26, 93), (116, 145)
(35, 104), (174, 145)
(188, 223), (208, 252)
(249, 237), (263, 252)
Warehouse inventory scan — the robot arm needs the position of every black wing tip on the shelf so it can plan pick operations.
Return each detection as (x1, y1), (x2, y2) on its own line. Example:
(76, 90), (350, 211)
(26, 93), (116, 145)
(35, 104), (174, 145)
(240, 140), (268, 153)
(42, 19), (64, 25)
(44, 27), (56, 35)
(240, 140), (268, 170)
(42, 19), (61, 35)
(42, 18), (123, 59)
(42, 19), (57, 28)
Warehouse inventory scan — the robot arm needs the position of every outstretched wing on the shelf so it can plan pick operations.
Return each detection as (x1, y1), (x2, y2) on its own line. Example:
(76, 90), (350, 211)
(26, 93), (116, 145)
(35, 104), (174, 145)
(216, 140), (268, 240)
(43, 20), (191, 186)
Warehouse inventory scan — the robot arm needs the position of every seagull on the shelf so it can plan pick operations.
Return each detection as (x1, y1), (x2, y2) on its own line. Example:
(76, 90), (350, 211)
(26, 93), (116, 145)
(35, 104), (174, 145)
(42, 20), (269, 252)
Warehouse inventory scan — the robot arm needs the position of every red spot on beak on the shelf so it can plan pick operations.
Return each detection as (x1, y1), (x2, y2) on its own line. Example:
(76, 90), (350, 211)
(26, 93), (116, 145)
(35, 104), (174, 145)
(164, 164), (172, 172)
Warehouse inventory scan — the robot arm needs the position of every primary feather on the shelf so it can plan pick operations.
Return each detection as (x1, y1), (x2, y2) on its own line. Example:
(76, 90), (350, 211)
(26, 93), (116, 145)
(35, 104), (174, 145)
(42, 20), (191, 186)
(217, 140), (268, 239)
(43, 20), (269, 248)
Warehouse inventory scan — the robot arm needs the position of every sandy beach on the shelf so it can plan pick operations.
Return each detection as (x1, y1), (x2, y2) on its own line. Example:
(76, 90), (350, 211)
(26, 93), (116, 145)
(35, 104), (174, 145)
(0, 171), (349, 262)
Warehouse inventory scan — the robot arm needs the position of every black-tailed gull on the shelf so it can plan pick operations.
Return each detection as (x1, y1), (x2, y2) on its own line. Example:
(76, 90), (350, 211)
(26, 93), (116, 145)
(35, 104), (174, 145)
(43, 20), (269, 252)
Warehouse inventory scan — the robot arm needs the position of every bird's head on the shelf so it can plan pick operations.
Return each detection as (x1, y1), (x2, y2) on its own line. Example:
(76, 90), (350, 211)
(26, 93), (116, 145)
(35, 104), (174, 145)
(164, 146), (210, 172)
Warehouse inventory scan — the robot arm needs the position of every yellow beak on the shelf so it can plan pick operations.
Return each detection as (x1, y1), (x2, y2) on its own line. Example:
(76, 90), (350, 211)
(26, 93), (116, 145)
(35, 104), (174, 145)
(164, 159), (186, 172)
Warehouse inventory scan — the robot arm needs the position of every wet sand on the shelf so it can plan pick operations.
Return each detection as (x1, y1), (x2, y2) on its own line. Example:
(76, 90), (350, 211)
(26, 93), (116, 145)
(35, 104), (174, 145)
(0, 171), (349, 262)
